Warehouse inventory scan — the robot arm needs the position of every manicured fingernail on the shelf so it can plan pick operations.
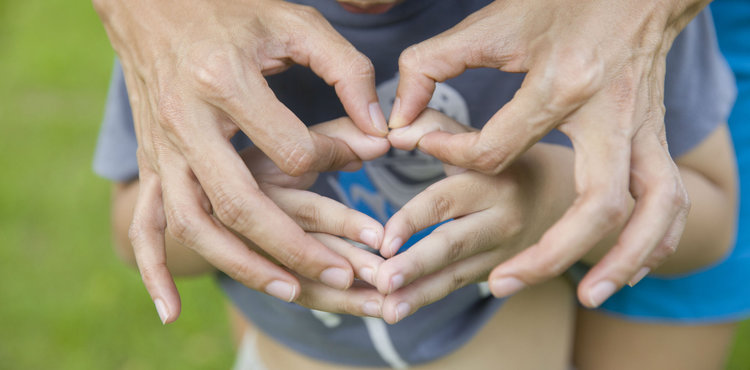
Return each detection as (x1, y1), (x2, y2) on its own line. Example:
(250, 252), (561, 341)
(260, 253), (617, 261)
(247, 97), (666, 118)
(360, 228), (379, 249)
(589, 280), (617, 308)
(359, 267), (374, 284)
(389, 98), (402, 128)
(320, 267), (352, 290)
(387, 237), (403, 255)
(362, 300), (381, 317)
(628, 267), (651, 287)
(490, 277), (526, 297)
(369, 102), (388, 134)
(395, 302), (411, 322)
(389, 274), (404, 294)
(153, 298), (169, 324)
(265, 280), (296, 302)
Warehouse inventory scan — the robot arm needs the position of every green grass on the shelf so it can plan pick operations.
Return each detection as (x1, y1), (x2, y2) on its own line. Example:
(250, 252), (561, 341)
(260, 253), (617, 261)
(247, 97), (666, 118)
(0, 1), (232, 369)
(0, 1), (747, 369)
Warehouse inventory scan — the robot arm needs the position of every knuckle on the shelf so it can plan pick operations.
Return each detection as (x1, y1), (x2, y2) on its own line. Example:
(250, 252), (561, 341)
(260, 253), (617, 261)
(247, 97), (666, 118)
(294, 202), (321, 231)
(398, 44), (423, 73)
(430, 194), (454, 221)
(277, 139), (317, 176)
(156, 92), (184, 133)
(470, 144), (510, 174)
(213, 187), (252, 228)
(345, 51), (375, 80)
(591, 193), (629, 225)
(226, 261), (260, 288)
(542, 53), (603, 111)
(187, 47), (239, 100)
(164, 207), (198, 244)
(281, 244), (306, 271)
(127, 221), (148, 247)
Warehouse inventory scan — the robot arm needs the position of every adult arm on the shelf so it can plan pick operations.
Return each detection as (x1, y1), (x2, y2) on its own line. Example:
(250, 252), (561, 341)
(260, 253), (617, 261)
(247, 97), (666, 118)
(388, 0), (710, 303)
(92, 0), (389, 323)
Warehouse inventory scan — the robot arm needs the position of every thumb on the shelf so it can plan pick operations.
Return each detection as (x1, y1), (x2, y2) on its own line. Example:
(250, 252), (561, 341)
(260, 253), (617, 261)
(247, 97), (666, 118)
(390, 7), (519, 129)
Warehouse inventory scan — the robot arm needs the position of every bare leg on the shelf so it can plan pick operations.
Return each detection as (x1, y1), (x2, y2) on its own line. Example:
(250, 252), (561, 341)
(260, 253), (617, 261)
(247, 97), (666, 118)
(574, 308), (737, 370)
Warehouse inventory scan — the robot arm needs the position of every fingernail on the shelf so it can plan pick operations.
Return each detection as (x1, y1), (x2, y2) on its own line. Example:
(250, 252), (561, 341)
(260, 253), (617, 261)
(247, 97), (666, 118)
(320, 267), (352, 290)
(359, 267), (374, 284)
(366, 134), (389, 143)
(389, 125), (411, 136)
(395, 302), (411, 322)
(389, 98), (402, 128)
(265, 280), (296, 302)
(362, 300), (381, 317)
(360, 228), (379, 249)
(389, 274), (404, 294)
(628, 267), (651, 287)
(589, 280), (617, 308)
(490, 277), (526, 297)
(341, 161), (362, 172)
(387, 237), (403, 256)
(369, 102), (388, 135)
(153, 298), (169, 324)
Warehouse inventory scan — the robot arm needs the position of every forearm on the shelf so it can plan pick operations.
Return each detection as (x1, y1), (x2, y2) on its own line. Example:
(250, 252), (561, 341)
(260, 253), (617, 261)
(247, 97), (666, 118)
(112, 181), (215, 276)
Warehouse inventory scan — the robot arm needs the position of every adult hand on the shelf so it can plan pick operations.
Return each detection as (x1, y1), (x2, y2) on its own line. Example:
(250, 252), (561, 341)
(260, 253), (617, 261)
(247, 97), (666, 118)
(378, 110), (575, 323)
(389, 0), (707, 307)
(93, 0), (389, 322)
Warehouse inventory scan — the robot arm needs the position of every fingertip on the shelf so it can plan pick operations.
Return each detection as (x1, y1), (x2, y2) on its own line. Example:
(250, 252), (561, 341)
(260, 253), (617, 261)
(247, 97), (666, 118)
(368, 102), (389, 135)
(359, 228), (382, 250)
(387, 97), (407, 129)
(320, 267), (354, 290)
(489, 276), (527, 298)
(585, 280), (617, 308)
(265, 280), (300, 302)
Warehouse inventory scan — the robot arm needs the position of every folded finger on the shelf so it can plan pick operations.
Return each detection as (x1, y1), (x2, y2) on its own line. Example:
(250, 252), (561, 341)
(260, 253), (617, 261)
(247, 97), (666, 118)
(381, 173), (495, 257)
(264, 185), (385, 251)
(130, 155), (179, 324)
(488, 128), (632, 300)
(159, 149), (303, 302)
(381, 250), (497, 324)
(376, 210), (516, 295)
(577, 134), (688, 307)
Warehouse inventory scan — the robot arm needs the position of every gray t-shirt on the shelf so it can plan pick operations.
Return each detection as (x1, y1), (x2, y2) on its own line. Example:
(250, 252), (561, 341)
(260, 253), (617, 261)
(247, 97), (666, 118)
(93, 1), (735, 367)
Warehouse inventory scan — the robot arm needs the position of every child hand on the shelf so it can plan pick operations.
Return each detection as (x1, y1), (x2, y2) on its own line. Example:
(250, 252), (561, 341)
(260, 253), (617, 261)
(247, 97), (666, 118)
(377, 111), (575, 324)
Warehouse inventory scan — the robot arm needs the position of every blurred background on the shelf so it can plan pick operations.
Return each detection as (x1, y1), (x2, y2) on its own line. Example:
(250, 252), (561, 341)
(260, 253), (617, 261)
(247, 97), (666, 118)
(0, 1), (747, 369)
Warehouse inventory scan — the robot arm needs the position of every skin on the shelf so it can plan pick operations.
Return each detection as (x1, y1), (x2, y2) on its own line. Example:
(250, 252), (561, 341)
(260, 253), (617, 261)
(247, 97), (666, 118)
(94, 0), (712, 323)
(111, 113), (737, 368)
(387, 0), (713, 307)
(93, 0), (390, 323)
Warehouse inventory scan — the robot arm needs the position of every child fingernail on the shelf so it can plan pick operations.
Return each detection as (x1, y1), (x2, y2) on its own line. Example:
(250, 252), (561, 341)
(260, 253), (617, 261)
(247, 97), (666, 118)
(359, 267), (374, 284)
(589, 280), (617, 308)
(360, 228), (379, 249)
(395, 302), (411, 322)
(389, 274), (404, 294)
(320, 267), (352, 290)
(490, 277), (526, 297)
(387, 237), (403, 256)
(362, 301), (381, 317)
